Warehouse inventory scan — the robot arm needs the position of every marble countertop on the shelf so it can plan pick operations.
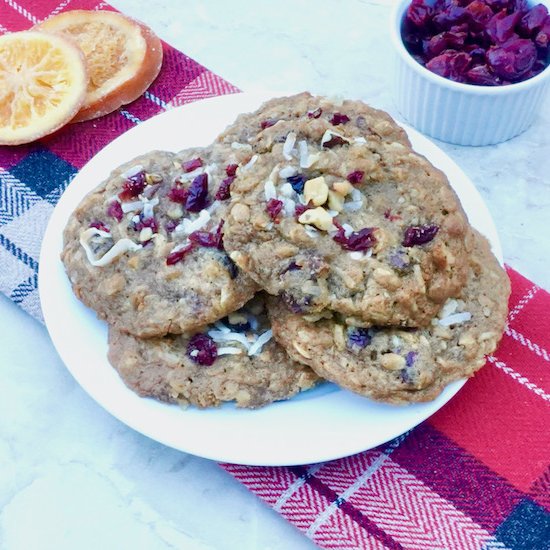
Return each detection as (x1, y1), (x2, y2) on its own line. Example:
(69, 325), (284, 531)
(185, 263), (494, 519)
(1, 1), (548, 549)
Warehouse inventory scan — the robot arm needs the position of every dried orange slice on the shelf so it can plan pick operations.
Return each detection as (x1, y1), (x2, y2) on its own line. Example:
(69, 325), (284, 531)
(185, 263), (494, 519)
(36, 10), (163, 122)
(0, 30), (87, 145)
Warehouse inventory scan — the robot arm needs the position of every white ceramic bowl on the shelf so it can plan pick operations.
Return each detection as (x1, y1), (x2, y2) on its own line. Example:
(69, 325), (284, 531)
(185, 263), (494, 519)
(390, 0), (550, 146)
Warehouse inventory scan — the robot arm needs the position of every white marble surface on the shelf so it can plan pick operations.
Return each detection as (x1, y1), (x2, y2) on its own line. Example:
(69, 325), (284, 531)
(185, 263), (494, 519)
(1, 1), (549, 549)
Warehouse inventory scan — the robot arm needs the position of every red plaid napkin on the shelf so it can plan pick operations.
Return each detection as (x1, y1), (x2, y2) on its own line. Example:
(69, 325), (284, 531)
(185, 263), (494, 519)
(1, 2), (548, 549)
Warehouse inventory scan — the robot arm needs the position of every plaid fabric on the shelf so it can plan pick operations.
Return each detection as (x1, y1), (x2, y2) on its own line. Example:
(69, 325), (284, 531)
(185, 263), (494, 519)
(1, 2), (549, 549)
(0, 0), (239, 320)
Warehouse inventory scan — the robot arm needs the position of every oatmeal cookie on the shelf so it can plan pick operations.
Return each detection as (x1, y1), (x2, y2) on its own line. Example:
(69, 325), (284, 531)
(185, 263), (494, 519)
(62, 147), (258, 338)
(107, 294), (320, 408)
(269, 230), (510, 404)
(223, 112), (471, 326)
(217, 92), (411, 151)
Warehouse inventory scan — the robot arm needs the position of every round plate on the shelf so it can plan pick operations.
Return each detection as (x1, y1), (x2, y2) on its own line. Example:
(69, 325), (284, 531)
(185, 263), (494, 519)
(39, 92), (502, 466)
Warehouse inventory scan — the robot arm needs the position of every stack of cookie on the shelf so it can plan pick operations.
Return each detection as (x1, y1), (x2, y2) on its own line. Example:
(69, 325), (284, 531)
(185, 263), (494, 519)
(62, 93), (510, 408)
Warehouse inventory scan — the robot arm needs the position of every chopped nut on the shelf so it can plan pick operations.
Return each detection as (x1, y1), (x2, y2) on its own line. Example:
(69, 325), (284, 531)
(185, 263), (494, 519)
(458, 332), (475, 347)
(304, 176), (329, 206)
(332, 180), (354, 196)
(167, 205), (183, 219)
(145, 173), (163, 184)
(298, 207), (334, 231)
(328, 190), (345, 212)
(482, 306), (491, 317)
(380, 353), (406, 371)
(293, 341), (311, 359)
(333, 324), (346, 351)
(373, 267), (400, 290)
(139, 227), (153, 242)
(173, 161), (182, 169)
(479, 331), (496, 342)
(231, 203), (250, 222)
(229, 313), (247, 325)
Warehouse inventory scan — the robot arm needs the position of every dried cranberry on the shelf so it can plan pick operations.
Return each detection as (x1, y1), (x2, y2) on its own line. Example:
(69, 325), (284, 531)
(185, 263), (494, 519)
(405, 351), (418, 368)
(107, 201), (123, 222)
(90, 220), (109, 232)
(165, 220), (179, 233)
(166, 243), (194, 265)
(260, 118), (278, 129)
(467, 64), (502, 84)
(215, 176), (235, 201)
(282, 292), (311, 314)
(294, 203), (310, 217)
(486, 10), (522, 44)
(465, 0), (494, 29)
(266, 198), (284, 221)
(134, 215), (158, 233)
(346, 170), (364, 184)
(329, 112), (350, 125)
(322, 134), (347, 148)
(389, 251), (410, 270)
(432, 5), (468, 31)
(182, 157), (203, 173)
(426, 51), (472, 80)
(307, 107), (323, 119)
(187, 333), (217, 366)
(519, 4), (548, 36)
(282, 261), (302, 273)
(287, 174), (306, 194)
(189, 220), (224, 249)
(407, 0), (433, 27)
(402, 224), (439, 247)
(119, 172), (146, 201)
(167, 187), (189, 203)
(424, 31), (467, 58)
(185, 173), (210, 212)
(226, 163), (238, 177)
(333, 226), (377, 251)
(487, 38), (537, 79)
(534, 18), (550, 48)
(347, 327), (373, 351)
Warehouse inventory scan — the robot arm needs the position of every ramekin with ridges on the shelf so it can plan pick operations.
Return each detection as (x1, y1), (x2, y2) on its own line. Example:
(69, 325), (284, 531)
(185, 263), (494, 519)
(390, 0), (550, 146)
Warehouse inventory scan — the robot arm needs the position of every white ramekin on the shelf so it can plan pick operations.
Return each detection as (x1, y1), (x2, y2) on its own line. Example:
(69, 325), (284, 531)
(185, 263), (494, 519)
(390, 0), (550, 146)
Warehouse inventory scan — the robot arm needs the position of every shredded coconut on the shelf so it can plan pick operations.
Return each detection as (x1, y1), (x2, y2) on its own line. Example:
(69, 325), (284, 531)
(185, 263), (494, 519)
(217, 346), (243, 356)
(247, 329), (273, 356)
(175, 209), (211, 234)
(283, 132), (297, 160)
(242, 154), (258, 171)
(264, 179), (277, 201)
(279, 166), (297, 179)
(438, 312), (472, 326)
(120, 165), (144, 179)
(80, 228), (141, 267)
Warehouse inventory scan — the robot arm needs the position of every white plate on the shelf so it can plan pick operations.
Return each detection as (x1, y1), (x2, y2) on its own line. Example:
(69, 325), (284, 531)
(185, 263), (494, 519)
(39, 92), (502, 466)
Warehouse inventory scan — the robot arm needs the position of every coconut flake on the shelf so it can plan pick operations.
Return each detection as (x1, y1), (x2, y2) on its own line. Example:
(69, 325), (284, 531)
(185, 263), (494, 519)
(298, 140), (309, 168)
(231, 142), (252, 151)
(327, 210), (339, 217)
(343, 201), (362, 212)
(121, 200), (144, 213)
(304, 225), (319, 239)
(350, 188), (362, 202)
(242, 154), (258, 171)
(278, 182), (295, 198)
(283, 132), (297, 160)
(141, 196), (159, 219)
(120, 164), (144, 179)
(279, 166), (297, 179)
(282, 197), (296, 217)
(342, 223), (354, 237)
(439, 299), (458, 319)
(80, 228), (141, 267)
(264, 179), (277, 201)
(175, 209), (211, 235)
(247, 329), (273, 356)
(438, 312), (472, 327)
(207, 329), (250, 349)
(354, 137), (367, 144)
(177, 166), (205, 182)
(214, 321), (231, 333)
(217, 346), (243, 356)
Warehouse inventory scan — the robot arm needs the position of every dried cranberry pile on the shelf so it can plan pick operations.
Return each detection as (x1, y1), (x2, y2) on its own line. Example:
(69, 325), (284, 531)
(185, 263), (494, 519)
(402, 0), (550, 85)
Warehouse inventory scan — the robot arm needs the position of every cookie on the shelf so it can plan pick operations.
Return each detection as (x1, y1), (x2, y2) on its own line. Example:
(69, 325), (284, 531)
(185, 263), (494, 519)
(107, 294), (320, 408)
(217, 92), (411, 152)
(62, 146), (258, 338)
(223, 110), (471, 327)
(268, 230), (510, 404)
